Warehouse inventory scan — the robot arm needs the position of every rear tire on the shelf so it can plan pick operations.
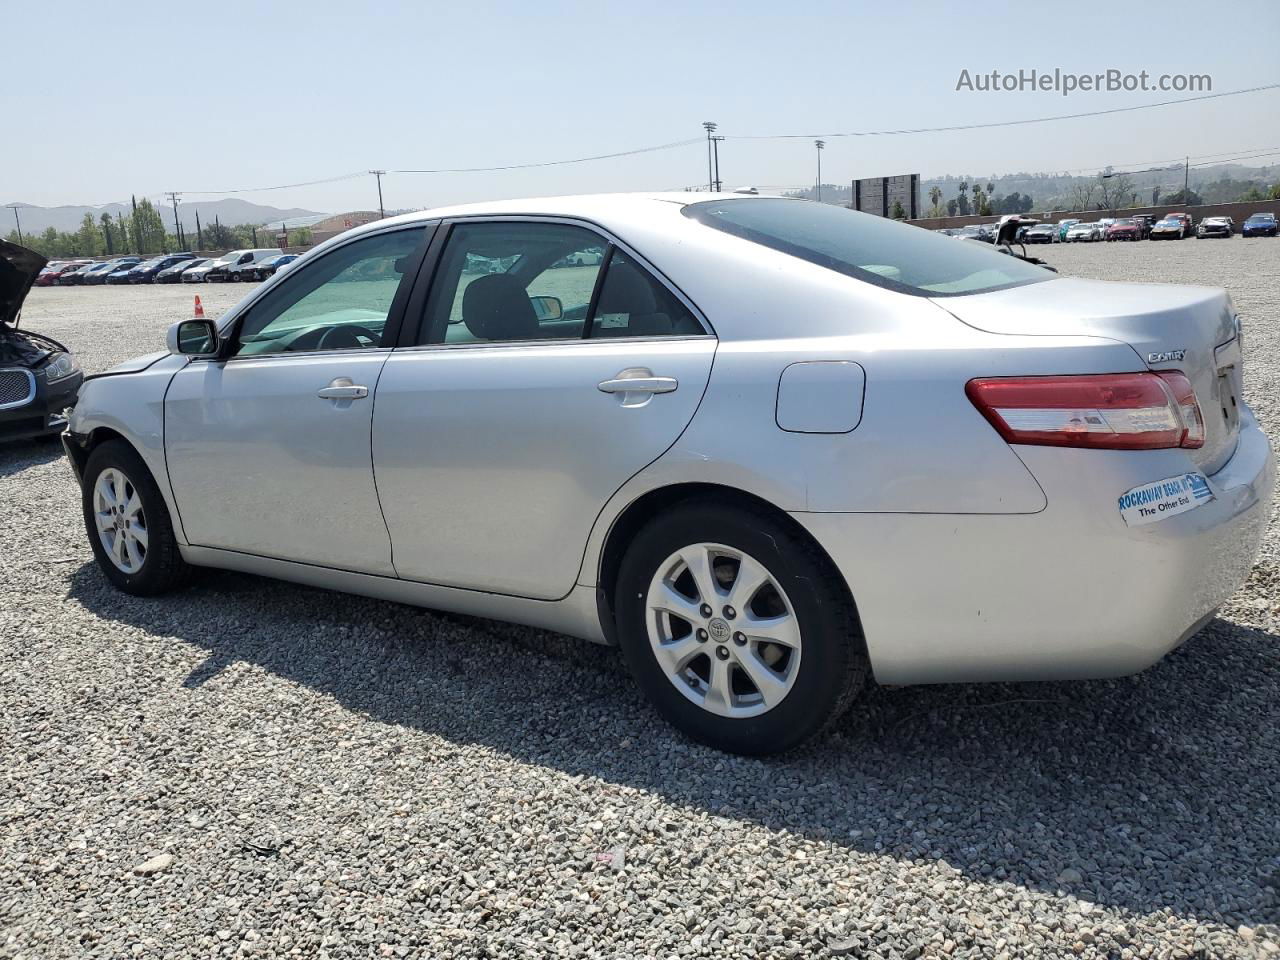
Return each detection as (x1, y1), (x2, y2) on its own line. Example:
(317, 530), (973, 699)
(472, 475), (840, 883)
(615, 499), (867, 755)
(82, 440), (192, 596)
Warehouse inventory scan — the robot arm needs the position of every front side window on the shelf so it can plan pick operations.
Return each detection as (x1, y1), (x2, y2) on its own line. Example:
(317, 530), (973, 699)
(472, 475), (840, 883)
(233, 228), (423, 356)
(417, 220), (703, 345)
(685, 197), (1054, 297)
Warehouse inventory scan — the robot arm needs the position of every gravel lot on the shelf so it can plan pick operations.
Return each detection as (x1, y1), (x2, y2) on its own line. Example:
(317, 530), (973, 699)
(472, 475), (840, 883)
(3, 241), (1279, 959)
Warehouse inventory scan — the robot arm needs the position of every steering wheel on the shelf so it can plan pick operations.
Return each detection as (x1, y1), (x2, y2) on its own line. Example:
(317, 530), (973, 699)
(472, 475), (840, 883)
(317, 324), (377, 350)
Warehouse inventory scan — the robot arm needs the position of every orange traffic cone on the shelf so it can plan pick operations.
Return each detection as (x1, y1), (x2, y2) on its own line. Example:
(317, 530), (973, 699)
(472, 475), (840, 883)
(193, 295), (205, 319)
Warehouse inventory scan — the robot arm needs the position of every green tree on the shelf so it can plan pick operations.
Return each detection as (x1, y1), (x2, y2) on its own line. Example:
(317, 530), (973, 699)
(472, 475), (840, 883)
(131, 198), (168, 254)
(204, 221), (237, 250)
(927, 186), (943, 217)
(1269, 183), (1280, 200)
(100, 213), (116, 255)
(890, 200), (906, 219)
(75, 213), (102, 257)
(1162, 188), (1202, 206)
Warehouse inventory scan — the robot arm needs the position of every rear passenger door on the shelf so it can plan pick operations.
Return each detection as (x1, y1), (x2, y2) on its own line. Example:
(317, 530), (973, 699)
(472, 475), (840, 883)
(372, 217), (717, 600)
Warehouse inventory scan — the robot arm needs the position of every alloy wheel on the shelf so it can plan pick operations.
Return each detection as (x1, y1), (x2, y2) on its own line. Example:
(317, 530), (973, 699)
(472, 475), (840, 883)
(93, 467), (148, 574)
(645, 543), (801, 718)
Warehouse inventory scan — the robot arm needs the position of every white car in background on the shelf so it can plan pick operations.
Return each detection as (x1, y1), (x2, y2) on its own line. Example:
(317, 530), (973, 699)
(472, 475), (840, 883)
(63, 194), (1271, 754)
(1065, 221), (1104, 242)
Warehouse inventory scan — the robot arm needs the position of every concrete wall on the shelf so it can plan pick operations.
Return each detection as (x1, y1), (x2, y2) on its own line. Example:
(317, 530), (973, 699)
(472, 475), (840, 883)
(907, 198), (1278, 231)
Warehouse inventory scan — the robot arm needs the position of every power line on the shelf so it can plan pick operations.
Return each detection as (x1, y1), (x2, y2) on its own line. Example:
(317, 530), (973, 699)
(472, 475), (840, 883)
(181, 171), (369, 196)
(392, 137), (702, 175)
(727, 83), (1280, 140)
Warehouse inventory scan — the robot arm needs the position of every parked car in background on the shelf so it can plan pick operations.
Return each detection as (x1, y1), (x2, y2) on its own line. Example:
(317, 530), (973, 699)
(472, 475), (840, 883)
(62, 194), (1271, 754)
(1065, 221), (1103, 242)
(200, 249), (285, 282)
(83, 258), (141, 285)
(34, 261), (90, 286)
(1150, 217), (1189, 240)
(1022, 224), (1057, 244)
(1106, 219), (1143, 241)
(182, 258), (223, 282)
(128, 253), (197, 283)
(1162, 212), (1194, 238)
(55, 263), (97, 286)
(1, 241), (83, 442)
(243, 253), (299, 281)
(1242, 212), (1278, 237)
(156, 258), (209, 283)
(228, 249), (287, 281)
(1056, 219), (1081, 242)
(1196, 217), (1233, 239)
(105, 261), (142, 284)
(1131, 214), (1156, 239)
(955, 224), (994, 243)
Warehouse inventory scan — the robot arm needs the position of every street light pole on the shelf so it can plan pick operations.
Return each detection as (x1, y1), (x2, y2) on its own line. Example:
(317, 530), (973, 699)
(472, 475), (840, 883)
(5, 204), (23, 245)
(370, 170), (386, 218)
(702, 122), (717, 192)
(815, 140), (825, 203)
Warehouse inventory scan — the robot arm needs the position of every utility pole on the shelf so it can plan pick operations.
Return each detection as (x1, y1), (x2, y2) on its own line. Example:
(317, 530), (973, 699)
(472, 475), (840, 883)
(711, 135), (724, 191)
(370, 170), (386, 218)
(702, 122), (717, 191)
(815, 140), (825, 203)
(166, 192), (183, 250)
(4, 204), (22, 245)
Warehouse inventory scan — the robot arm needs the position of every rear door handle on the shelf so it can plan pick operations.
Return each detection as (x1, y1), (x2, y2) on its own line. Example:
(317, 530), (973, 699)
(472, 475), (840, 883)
(597, 376), (678, 395)
(317, 377), (369, 400)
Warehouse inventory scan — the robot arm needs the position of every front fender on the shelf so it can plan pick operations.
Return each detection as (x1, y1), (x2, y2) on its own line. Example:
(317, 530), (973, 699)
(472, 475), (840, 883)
(67, 355), (188, 544)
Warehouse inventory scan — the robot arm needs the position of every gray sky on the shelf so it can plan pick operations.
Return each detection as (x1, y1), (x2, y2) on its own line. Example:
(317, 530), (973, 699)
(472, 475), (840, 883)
(6, 0), (1279, 214)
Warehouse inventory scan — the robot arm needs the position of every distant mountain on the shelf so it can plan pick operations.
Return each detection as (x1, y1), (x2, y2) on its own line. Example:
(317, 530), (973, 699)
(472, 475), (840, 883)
(2, 198), (323, 235)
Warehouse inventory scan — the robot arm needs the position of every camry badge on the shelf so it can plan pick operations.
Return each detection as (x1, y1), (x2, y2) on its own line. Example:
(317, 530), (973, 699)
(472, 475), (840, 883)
(1147, 349), (1186, 363)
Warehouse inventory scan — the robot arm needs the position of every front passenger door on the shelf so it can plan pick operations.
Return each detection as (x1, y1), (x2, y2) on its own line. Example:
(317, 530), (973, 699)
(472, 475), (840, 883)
(165, 226), (431, 575)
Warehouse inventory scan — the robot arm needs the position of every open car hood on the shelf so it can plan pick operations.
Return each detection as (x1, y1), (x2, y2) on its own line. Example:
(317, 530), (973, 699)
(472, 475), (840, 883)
(0, 239), (47, 328)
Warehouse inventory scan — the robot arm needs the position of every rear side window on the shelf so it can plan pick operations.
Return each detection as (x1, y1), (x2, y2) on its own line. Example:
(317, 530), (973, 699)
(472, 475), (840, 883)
(684, 197), (1054, 297)
(415, 220), (705, 345)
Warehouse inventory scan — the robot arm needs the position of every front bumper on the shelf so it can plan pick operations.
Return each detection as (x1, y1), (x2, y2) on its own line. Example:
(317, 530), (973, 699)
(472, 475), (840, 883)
(794, 408), (1273, 685)
(0, 369), (82, 443)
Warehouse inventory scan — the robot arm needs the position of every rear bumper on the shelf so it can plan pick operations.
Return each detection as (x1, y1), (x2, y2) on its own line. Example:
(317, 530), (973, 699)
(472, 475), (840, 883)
(794, 408), (1273, 685)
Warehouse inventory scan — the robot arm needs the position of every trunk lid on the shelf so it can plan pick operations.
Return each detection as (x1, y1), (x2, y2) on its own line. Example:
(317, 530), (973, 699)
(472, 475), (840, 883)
(935, 277), (1242, 473)
(0, 239), (47, 329)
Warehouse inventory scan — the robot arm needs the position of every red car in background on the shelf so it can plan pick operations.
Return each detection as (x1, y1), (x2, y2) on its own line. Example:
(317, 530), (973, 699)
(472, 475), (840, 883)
(33, 261), (91, 286)
(1164, 212), (1194, 238)
(1105, 218), (1142, 241)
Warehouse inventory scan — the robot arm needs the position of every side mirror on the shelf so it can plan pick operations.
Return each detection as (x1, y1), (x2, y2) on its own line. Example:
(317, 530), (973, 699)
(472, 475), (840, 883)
(167, 318), (219, 358)
(529, 295), (563, 322)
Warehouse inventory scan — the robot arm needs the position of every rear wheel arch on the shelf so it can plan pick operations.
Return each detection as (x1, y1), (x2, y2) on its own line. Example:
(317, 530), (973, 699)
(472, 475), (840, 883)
(596, 482), (865, 650)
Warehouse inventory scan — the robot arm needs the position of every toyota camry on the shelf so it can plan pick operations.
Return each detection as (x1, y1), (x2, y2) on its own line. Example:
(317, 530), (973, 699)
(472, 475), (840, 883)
(62, 194), (1272, 754)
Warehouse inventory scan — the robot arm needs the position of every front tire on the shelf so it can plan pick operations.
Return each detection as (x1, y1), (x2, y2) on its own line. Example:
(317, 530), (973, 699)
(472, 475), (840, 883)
(82, 440), (192, 596)
(615, 499), (867, 755)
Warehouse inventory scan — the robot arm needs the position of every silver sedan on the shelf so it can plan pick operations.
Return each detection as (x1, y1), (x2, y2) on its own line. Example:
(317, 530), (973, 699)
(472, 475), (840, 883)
(64, 194), (1272, 754)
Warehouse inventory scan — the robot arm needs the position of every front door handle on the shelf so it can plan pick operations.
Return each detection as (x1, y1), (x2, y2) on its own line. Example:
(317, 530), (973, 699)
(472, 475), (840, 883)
(317, 377), (369, 400)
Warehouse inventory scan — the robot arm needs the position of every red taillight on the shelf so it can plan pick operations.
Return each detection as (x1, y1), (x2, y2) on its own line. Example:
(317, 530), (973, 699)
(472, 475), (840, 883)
(966, 372), (1205, 450)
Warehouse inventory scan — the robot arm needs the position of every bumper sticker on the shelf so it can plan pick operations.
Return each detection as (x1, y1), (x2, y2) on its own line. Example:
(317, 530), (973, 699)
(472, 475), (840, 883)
(1118, 472), (1214, 526)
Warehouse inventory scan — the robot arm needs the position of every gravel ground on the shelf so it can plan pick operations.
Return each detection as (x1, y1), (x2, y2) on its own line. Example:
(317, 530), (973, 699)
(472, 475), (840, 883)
(2, 242), (1279, 960)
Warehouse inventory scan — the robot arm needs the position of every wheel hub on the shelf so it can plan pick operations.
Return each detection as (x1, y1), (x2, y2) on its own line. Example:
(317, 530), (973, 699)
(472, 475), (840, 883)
(645, 542), (802, 719)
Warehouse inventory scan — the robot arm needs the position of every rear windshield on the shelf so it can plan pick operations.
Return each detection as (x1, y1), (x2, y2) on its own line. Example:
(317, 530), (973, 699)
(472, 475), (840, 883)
(683, 198), (1053, 297)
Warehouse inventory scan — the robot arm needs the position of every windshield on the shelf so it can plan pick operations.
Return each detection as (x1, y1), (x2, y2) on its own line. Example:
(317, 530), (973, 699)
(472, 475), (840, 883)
(1114, 219), (1137, 226)
(1156, 219), (1178, 226)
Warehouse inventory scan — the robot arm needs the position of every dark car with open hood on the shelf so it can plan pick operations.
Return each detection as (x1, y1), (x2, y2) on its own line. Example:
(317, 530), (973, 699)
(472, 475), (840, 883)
(1, 240), (83, 443)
